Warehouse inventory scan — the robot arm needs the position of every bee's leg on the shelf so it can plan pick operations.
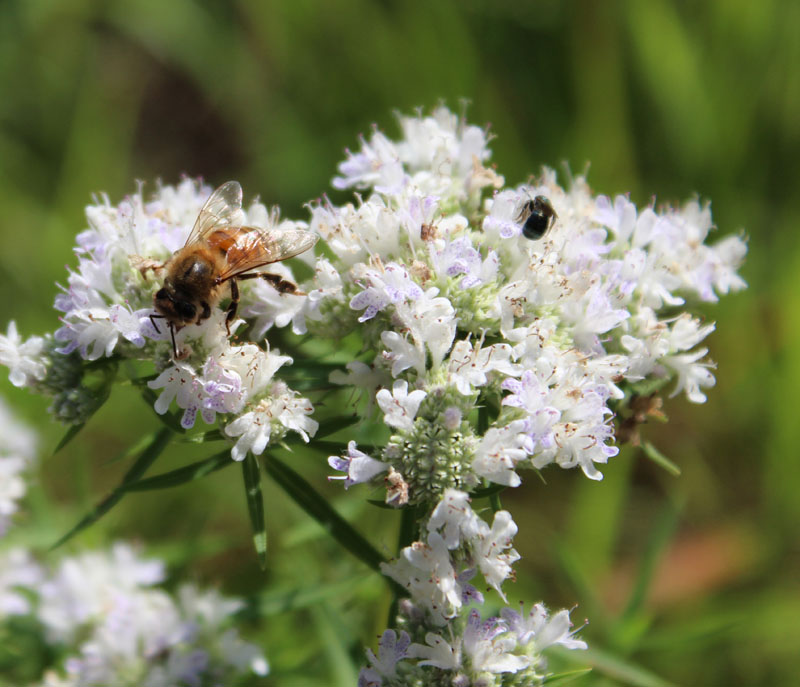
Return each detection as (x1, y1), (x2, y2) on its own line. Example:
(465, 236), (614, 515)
(169, 322), (178, 359)
(149, 314), (162, 334)
(225, 278), (240, 335)
(196, 301), (211, 326)
(237, 272), (305, 295)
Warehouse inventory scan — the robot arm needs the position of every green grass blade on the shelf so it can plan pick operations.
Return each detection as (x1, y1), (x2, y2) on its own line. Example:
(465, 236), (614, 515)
(619, 498), (682, 625)
(242, 453), (268, 570)
(312, 603), (359, 687)
(258, 574), (375, 616)
(314, 415), (360, 439)
(263, 454), (386, 572)
(52, 423), (85, 455)
(550, 645), (677, 687)
(543, 668), (593, 685)
(304, 440), (379, 455)
(51, 427), (173, 549)
(469, 483), (507, 499)
(124, 449), (233, 491)
(641, 442), (682, 476)
(178, 429), (226, 443)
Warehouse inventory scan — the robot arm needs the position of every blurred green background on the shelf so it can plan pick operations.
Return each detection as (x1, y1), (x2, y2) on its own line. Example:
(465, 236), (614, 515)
(0, 1), (797, 685)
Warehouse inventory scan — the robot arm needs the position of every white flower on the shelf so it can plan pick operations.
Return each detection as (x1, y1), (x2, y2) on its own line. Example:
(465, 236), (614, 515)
(361, 629), (411, 683)
(224, 383), (317, 461)
(447, 339), (519, 395)
(427, 489), (481, 548)
(217, 342), (291, 399)
(472, 424), (530, 487)
(328, 441), (389, 488)
(242, 274), (308, 337)
(428, 236), (499, 289)
(381, 531), (460, 625)
(483, 189), (527, 239)
(461, 610), (528, 674)
(393, 289), (457, 370)
(376, 380), (427, 431)
(333, 130), (404, 193)
(473, 510), (520, 601)
(0, 457), (27, 535)
(381, 330), (426, 378)
(0, 397), (37, 536)
(0, 548), (44, 617)
(664, 348), (716, 403)
(502, 602), (588, 651)
(350, 262), (424, 322)
(0, 321), (47, 387)
(32, 542), (268, 686)
(330, 360), (391, 409)
(408, 631), (461, 670)
(147, 362), (207, 429)
(38, 543), (165, 643)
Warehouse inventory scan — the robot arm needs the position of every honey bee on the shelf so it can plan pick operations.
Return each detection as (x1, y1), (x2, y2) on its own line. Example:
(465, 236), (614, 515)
(150, 181), (317, 356)
(516, 194), (557, 240)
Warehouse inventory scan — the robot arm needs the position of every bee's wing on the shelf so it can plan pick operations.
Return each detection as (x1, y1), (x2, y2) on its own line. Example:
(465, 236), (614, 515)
(217, 228), (318, 282)
(184, 181), (243, 246)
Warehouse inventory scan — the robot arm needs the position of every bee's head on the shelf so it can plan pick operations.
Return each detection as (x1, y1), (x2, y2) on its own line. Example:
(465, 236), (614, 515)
(154, 286), (197, 327)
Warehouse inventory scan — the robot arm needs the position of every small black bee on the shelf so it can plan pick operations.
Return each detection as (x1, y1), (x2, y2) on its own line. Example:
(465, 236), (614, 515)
(516, 195), (557, 240)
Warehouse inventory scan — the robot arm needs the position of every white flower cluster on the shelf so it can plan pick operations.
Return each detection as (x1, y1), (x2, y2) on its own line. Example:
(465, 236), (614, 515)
(0, 543), (267, 686)
(0, 180), (317, 459)
(0, 105), (747, 686)
(360, 490), (586, 686)
(0, 397), (37, 536)
(308, 106), (746, 497)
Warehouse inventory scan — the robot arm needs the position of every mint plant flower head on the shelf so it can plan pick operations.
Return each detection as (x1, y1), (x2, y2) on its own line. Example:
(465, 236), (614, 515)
(0, 105), (746, 685)
(0, 179), (319, 455)
(0, 542), (268, 686)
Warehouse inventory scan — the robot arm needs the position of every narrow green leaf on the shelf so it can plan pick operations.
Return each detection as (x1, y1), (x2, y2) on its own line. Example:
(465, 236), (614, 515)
(259, 574), (375, 616)
(127, 373), (158, 386)
(314, 415), (360, 439)
(641, 441), (681, 476)
(469, 483), (507, 499)
(549, 645), (677, 687)
(397, 503), (420, 551)
(52, 423), (85, 455)
(125, 449), (232, 491)
(552, 543), (605, 631)
(312, 604), (359, 687)
(489, 490), (503, 513)
(274, 378), (335, 392)
(178, 429), (226, 443)
(367, 499), (396, 510)
(305, 440), (379, 456)
(477, 403), (489, 434)
(284, 360), (347, 376)
(51, 427), (173, 549)
(619, 498), (682, 624)
(242, 453), (267, 570)
(543, 668), (593, 686)
(262, 454), (386, 572)
(101, 432), (167, 469)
